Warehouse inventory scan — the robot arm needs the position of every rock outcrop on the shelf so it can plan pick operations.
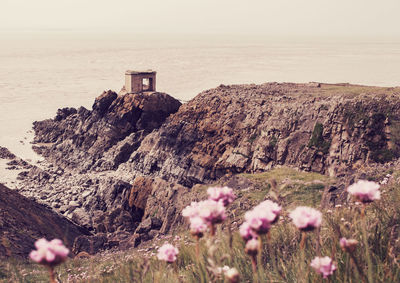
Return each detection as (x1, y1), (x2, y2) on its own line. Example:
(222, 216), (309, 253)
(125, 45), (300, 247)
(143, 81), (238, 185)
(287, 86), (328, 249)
(0, 146), (16, 160)
(33, 90), (181, 171)
(13, 82), (400, 253)
(0, 183), (90, 258)
(119, 83), (400, 186)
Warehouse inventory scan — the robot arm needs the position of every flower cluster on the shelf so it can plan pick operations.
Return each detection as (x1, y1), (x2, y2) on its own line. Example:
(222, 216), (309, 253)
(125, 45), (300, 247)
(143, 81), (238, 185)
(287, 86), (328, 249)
(182, 186), (234, 237)
(289, 206), (322, 231)
(29, 238), (69, 266)
(310, 256), (337, 278)
(207, 186), (236, 206)
(347, 180), (381, 203)
(240, 200), (281, 259)
(241, 200), (282, 236)
(157, 243), (179, 263)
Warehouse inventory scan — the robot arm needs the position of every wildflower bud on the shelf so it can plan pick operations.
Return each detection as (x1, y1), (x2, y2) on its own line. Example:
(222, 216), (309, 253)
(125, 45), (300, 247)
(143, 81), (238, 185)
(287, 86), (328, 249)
(245, 238), (260, 256)
(340, 237), (358, 253)
(224, 267), (240, 283)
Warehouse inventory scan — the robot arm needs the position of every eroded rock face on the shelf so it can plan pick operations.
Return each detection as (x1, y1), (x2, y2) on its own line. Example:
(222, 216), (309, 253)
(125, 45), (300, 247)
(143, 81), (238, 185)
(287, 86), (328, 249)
(14, 83), (400, 253)
(118, 83), (400, 186)
(33, 91), (181, 171)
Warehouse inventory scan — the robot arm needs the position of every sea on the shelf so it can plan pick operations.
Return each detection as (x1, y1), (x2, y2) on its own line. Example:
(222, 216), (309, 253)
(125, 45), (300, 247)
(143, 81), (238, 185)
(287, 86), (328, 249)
(1, 32), (400, 161)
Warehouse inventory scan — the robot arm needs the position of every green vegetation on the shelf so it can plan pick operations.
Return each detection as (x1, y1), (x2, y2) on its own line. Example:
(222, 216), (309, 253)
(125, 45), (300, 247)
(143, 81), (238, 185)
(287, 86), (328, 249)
(1, 168), (399, 282)
(267, 135), (278, 151)
(243, 167), (331, 183)
(307, 123), (331, 154)
(247, 133), (258, 144)
(343, 102), (370, 131)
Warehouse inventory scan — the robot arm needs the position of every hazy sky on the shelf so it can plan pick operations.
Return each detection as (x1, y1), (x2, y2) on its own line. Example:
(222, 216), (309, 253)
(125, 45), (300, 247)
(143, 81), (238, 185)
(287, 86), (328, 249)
(1, 0), (400, 37)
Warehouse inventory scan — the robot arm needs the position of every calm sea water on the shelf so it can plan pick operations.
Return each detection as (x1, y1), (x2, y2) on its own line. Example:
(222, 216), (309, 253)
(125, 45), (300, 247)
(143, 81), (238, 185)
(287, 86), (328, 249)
(1, 32), (400, 160)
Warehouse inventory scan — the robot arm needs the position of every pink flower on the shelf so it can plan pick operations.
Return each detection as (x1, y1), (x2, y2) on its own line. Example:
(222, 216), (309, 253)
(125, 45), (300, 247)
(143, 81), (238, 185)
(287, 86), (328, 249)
(239, 222), (257, 241)
(347, 180), (381, 203)
(340, 237), (358, 253)
(182, 202), (200, 218)
(29, 238), (69, 266)
(244, 200), (281, 234)
(207, 186), (236, 206)
(198, 200), (227, 225)
(245, 238), (260, 256)
(289, 206), (322, 231)
(157, 243), (179, 263)
(244, 209), (271, 233)
(310, 256), (336, 278)
(189, 216), (207, 237)
(256, 200), (282, 224)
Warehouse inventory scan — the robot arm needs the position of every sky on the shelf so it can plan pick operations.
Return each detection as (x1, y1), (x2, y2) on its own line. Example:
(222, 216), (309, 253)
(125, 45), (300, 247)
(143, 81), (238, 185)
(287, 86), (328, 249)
(1, 0), (400, 37)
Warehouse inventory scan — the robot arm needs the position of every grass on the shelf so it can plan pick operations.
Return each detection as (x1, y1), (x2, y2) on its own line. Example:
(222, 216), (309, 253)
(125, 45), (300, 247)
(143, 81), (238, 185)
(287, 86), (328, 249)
(315, 84), (400, 99)
(1, 167), (399, 282)
(242, 166), (331, 184)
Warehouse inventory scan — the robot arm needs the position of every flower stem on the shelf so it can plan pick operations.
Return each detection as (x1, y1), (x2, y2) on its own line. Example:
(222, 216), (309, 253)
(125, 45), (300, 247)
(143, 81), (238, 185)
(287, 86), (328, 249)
(210, 224), (215, 237)
(251, 255), (258, 282)
(300, 232), (306, 250)
(48, 267), (56, 283)
(361, 205), (373, 283)
(257, 236), (263, 271)
(251, 255), (257, 273)
(299, 232), (306, 283)
(195, 237), (200, 262)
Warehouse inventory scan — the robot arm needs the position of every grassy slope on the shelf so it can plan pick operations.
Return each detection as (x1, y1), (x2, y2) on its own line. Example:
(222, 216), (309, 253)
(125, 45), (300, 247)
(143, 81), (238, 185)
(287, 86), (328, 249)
(1, 167), (399, 282)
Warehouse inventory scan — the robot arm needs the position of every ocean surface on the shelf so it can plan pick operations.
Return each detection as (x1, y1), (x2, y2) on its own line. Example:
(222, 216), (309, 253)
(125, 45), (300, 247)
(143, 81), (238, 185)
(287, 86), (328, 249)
(1, 32), (400, 161)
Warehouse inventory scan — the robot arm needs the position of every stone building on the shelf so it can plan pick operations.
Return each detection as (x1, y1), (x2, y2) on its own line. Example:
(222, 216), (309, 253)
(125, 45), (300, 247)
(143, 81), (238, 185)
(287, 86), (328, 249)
(125, 70), (156, 93)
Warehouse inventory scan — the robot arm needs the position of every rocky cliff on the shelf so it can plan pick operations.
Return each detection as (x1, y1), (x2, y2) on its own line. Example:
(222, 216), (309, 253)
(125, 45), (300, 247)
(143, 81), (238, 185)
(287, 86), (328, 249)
(33, 90), (181, 171)
(13, 83), (400, 253)
(118, 83), (400, 186)
(0, 183), (90, 258)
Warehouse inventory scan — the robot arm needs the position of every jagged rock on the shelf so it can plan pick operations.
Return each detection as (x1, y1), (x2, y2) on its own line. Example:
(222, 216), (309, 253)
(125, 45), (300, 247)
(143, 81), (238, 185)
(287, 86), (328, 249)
(71, 208), (92, 229)
(128, 176), (153, 210)
(72, 234), (108, 255)
(0, 184), (90, 258)
(135, 217), (152, 234)
(55, 107), (77, 121)
(16, 82), (400, 254)
(135, 217), (162, 234)
(32, 91), (181, 170)
(116, 83), (400, 186)
(0, 146), (16, 159)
